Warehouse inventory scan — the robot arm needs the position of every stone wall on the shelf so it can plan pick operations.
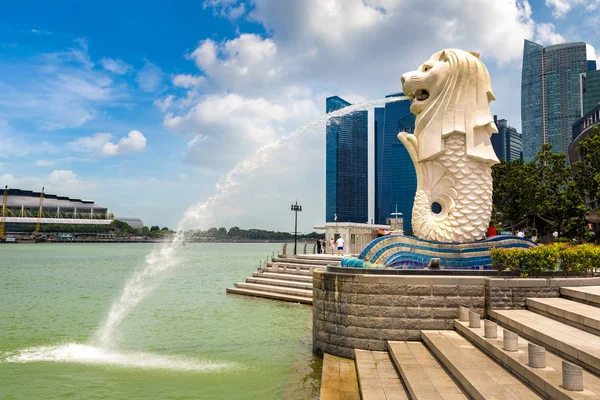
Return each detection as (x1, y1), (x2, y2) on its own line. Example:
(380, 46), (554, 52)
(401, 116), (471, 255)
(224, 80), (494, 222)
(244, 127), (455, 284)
(312, 270), (485, 359)
(486, 277), (600, 310)
(314, 270), (600, 359)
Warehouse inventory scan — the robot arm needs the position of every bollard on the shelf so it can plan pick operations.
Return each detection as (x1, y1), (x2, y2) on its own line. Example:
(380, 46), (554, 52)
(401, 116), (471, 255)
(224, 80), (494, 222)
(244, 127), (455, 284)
(528, 343), (546, 368)
(484, 320), (497, 339)
(562, 361), (583, 391)
(469, 311), (481, 328)
(458, 306), (469, 322)
(503, 330), (518, 351)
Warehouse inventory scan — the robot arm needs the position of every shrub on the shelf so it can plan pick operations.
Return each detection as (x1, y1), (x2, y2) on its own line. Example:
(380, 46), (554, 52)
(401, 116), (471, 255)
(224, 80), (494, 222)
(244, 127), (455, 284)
(490, 247), (526, 276)
(522, 245), (559, 276)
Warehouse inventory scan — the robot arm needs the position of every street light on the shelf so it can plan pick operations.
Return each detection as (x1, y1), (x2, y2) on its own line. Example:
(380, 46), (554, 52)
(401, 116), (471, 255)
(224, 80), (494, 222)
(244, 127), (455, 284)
(391, 204), (403, 232)
(291, 201), (302, 255)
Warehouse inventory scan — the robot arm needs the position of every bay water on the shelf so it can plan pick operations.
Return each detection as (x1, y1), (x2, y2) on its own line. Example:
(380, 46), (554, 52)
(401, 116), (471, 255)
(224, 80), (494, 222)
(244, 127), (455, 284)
(0, 243), (320, 399)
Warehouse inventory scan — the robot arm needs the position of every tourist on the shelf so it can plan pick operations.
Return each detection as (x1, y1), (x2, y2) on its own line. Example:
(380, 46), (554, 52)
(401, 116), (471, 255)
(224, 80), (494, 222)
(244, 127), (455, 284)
(315, 238), (321, 254)
(336, 236), (345, 256)
(319, 238), (325, 254)
(329, 237), (335, 255)
(517, 230), (525, 238)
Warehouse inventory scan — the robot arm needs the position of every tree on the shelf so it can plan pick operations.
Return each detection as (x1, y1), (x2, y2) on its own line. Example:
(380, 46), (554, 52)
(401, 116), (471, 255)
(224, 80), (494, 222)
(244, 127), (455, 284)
(574, 126), (600, 200)
(108, 219), (136, 236)
(228, 226), (241, 238)
(141, 226), (150, 236)
(492, 144), (589, 240)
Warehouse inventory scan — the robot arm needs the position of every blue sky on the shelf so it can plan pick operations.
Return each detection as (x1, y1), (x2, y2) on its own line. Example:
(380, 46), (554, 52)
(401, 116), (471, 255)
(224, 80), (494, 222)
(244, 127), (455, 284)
(1, 0), (599, 232)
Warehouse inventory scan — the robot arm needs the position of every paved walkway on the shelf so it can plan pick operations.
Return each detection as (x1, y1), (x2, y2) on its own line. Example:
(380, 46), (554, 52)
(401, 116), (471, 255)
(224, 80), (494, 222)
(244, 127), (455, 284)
(320, 354), (360, 400)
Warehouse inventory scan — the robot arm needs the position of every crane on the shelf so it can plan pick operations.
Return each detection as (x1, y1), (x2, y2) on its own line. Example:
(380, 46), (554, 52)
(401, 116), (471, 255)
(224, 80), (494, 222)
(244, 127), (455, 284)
(0, 185), (7, 241)
(33, 187), (44, 239)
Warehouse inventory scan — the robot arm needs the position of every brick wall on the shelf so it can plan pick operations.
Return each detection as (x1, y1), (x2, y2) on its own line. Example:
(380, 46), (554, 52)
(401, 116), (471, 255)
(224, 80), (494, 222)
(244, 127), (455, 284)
(312, 271), (485, 359)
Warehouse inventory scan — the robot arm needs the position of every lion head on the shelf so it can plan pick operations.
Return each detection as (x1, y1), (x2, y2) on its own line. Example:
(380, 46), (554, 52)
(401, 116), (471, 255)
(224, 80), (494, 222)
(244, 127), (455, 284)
(401, 49), (499, 164)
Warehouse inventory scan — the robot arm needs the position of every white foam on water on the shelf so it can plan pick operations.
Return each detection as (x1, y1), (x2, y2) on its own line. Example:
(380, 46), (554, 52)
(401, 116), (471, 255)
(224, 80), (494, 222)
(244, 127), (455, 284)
(94, 96), (409, 347)
(3, 343), (236, 373)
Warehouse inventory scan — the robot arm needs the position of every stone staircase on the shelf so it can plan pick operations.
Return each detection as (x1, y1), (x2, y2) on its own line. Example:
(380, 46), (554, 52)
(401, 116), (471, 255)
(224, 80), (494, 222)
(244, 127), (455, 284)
(321, 285), (600, 399)
(226, 254), (342, 304)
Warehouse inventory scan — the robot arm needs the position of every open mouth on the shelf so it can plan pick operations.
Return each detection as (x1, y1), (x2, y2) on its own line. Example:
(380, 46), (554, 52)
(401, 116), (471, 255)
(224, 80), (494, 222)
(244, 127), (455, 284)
(414, 89), (430, 101)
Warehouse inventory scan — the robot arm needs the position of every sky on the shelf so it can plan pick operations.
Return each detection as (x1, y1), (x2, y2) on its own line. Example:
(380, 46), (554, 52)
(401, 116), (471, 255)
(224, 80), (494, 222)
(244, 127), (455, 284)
(1, 0), (599, 233)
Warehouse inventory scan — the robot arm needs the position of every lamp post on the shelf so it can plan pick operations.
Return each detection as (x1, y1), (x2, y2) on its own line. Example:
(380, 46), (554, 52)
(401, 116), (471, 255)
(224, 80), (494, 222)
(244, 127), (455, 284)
(391, 204), (403, 232)
(291, 201), (302, 255)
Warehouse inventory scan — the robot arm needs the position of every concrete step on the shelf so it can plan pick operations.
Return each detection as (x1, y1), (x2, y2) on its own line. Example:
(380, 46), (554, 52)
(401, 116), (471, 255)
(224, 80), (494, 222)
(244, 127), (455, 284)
(489, 309), (600, 376)
(225, 287), (312, 304)
(296, 254), (344, 262)
(273, 256), (338, 266)
(561, 286), (600, 307)
(252, 272), (313, 282)
(354, 349), (408, 400)
(233, 282), (313, 298)
(264, 263), (318, 276)
(422, 330), (541, 399)
(527, 297), (600, 336)
(387, 341), (467, 400)
(246, 276), (312, 290)
(454, 319), (600, 399)
(320, 353), (360, 400)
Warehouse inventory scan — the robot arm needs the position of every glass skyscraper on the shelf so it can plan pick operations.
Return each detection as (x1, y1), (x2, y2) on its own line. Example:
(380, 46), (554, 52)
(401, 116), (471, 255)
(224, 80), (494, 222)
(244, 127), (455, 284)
(582, 69), (600, 116)
(521, 40), (588, 161)
(374, 94), (416, 232)
(325, 96), (368, 223)
(491, 116), (523, 162)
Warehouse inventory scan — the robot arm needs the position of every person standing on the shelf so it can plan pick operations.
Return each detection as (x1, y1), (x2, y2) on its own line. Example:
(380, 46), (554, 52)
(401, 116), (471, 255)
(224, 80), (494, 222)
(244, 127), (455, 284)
(320, 238), (325, 254)
(329, 237), (335, 255)
(336, 236), (345, 256)
(315, 238), (321, 254)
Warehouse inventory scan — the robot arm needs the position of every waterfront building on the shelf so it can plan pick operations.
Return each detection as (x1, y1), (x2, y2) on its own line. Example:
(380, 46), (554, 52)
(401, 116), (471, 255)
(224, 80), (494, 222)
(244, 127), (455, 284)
(374, 94), (416, 232)
(1, 187), (143, 234)
(581, 69), (600, 116)
(521, 40), (588, 161)
(491, 116), (523, 162)
(325, 96), (368, 223)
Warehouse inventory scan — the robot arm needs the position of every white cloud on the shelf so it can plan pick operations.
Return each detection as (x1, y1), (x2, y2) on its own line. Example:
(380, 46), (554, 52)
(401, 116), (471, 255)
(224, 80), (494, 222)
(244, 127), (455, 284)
(35, 160), (56, 167)
(0, 42), (124, 130)
(203, 0), (246, 20)
(544, 0), (599, 18)
(153, 94), (175, 112)
(1, 169), (88, 196)
(69, 131), (146, 157)
(101, 130), (146, 156)
(70, 133), (114, 152)
(172, 74), (206, 89)
(99, 58), (132, 74)
(135, 60), (165, 92)
(187, 34), (280, 93)
(535, 23), (566, 45)
(31, 29), (52, 36)
(587, 44), (598, 61)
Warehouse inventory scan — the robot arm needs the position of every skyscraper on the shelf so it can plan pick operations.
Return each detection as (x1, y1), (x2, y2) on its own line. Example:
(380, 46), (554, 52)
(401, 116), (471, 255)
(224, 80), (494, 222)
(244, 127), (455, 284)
(374, 94), (416, 232)
(581, 69), (600, 116)
(521, 40), (588, 161)
(491, 116), (523, 162)
(325, 96), (368, 223)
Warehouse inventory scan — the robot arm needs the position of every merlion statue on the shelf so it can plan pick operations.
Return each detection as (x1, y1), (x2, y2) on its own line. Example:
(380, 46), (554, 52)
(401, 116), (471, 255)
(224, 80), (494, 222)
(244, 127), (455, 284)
(398, 49), (499, 243)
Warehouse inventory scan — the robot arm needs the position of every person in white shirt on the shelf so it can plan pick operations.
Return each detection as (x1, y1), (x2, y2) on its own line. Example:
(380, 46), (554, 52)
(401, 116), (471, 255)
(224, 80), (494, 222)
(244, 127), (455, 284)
(336, 236), (345, 256)
(517, 230), (525, 238)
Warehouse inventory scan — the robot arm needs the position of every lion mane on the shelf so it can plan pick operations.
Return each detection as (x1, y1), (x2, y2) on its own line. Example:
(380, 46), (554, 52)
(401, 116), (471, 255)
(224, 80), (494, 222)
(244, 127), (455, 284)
(414, 49), (499, 164)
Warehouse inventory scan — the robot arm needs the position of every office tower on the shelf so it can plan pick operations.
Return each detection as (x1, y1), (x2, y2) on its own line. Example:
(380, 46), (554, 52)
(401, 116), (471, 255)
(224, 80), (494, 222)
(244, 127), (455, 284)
(325, 96), (368, 223)
(521, 40), (588, 161)
(491, 116), (523, 162)
(374, 94), (416, 232)
(581, 69), (600, 116)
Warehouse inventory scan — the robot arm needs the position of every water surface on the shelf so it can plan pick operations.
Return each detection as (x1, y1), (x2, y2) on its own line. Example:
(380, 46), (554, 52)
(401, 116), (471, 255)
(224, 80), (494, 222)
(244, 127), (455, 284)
(1, 243), (320, 399)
